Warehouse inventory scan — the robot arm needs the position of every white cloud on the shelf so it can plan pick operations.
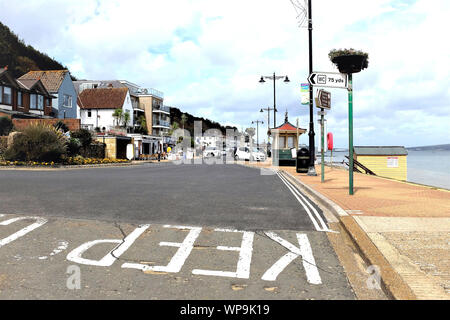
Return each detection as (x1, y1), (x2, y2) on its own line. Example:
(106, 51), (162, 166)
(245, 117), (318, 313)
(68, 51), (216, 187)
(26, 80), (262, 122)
(0, 0), (448, 147)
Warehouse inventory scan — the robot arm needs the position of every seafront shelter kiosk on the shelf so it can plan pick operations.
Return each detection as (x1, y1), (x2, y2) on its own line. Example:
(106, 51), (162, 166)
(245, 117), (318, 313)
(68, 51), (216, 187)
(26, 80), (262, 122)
(270, 114), (306, 166)
(353, 146), (408, 181)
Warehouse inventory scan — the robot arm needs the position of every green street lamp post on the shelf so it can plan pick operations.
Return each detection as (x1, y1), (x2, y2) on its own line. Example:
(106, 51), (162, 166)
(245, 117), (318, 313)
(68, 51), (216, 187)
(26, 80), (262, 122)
(328, 48), (369, 195)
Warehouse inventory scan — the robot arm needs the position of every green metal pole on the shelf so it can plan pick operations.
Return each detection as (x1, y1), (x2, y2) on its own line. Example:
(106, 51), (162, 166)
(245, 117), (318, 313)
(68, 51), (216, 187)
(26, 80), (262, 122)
(321, 109), (325, 182)
(348, 73), (354, 195)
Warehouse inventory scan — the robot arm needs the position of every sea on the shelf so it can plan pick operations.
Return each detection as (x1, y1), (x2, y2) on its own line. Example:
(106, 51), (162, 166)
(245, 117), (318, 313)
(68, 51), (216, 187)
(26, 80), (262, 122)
(317, 149), (450, 190)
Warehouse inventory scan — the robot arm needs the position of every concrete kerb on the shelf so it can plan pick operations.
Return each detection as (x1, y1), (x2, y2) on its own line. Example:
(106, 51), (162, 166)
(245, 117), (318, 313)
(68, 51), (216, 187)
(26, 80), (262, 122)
(0, 160), (171, 171)
(279, 169), (417, 300)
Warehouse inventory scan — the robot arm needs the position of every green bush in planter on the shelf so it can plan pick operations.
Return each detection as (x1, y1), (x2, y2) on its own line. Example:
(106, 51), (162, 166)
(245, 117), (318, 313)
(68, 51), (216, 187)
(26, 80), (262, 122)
(3, 123), (67, 162)
(328, 48), (369, 74)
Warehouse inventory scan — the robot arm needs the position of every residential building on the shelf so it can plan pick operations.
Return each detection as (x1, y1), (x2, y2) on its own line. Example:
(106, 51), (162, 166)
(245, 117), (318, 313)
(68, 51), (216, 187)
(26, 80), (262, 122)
(74, 79), (170, 136)
(0, 68), (54, 119)
(19, 70), (77, 119)
(77, 87), (133, 132)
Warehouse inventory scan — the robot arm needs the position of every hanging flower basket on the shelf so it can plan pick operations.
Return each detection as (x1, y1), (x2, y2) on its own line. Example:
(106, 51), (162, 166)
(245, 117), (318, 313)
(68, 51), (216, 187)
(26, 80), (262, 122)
(328, 48), (369, 74)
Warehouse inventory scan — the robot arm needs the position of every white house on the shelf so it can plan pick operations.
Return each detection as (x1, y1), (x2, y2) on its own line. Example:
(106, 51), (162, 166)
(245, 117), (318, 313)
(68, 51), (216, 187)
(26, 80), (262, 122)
(77, 87), (133, 131)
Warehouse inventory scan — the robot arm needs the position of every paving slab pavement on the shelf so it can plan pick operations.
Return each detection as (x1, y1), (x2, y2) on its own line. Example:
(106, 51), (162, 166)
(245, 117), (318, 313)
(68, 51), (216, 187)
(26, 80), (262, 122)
(243, 160), (450, 300)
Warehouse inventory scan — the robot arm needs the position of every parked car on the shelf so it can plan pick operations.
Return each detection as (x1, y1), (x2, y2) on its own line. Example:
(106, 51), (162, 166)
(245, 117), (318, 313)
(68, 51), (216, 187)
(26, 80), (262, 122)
(234, 147), (266, 161)
(203, 146), (221, 158)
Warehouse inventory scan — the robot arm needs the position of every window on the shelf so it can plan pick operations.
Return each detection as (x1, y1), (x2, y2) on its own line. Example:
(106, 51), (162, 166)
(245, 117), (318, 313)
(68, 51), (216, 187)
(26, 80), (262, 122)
(279, 136), (286, 149)
(0, 86), (3, 103)
(30, 94), (37, 109)
(287, 136), (294, 148)
(38, 95), (44, 110)
(3, 87), (11, 105)
(63, 94), (72, 107)
(88, 110), (92, 118)
(17, 92), (22, 107)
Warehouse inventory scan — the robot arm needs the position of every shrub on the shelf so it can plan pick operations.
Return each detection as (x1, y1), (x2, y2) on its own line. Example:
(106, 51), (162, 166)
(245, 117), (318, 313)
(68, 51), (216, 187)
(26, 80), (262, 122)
(67, 138), (82, 156)
(0, 136), (7, 157)
(3, 123), (67, 162)
(0, 117), (14, 136)
(71, 129), (92, 148)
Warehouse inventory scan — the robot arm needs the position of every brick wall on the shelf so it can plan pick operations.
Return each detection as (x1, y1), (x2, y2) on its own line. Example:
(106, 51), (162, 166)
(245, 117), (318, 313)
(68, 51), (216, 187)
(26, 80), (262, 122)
(12, 119), (81, 131)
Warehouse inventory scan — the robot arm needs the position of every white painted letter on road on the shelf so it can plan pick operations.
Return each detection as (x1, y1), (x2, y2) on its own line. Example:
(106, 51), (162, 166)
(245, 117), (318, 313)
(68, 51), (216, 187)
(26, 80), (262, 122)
(122, 225), (202, 273)
(66, 224), (150, 267)
(192, 228), (254, 279)
(0, 216), (47, 248)
(262, 232), (322, 284)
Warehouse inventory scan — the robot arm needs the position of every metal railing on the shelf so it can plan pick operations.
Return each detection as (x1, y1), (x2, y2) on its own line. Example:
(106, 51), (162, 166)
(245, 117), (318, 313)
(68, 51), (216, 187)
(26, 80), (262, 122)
(153, 120), (170, 128)
(152, 105), (170, 113)
(131, 87), (164, 99)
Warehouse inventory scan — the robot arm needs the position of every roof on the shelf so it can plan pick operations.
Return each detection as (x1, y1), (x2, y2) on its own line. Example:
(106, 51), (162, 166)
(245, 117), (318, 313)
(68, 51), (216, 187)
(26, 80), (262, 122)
(354, 146), (408, 156)
(19, 70), (70, 93)
(16, 79), (40, 90)
(78, 88), (128, 109)
(0, 68), (20, 89)
(270, 121), (306, 133)
(16, 79), (55, 98)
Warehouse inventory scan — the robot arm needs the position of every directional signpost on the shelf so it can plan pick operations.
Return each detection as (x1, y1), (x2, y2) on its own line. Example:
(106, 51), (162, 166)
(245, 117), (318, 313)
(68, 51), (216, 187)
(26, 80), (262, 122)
(315, 89), (331, 110)
(314, 89), (331, 183)
(308, 72), (348, 89)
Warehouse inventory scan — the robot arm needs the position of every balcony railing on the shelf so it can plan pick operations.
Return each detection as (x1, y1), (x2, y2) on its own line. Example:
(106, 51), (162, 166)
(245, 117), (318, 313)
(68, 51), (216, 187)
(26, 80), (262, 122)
(153, 120), (170, 128)
(153, 105), (170, 113)
(131, 87), (164, 99)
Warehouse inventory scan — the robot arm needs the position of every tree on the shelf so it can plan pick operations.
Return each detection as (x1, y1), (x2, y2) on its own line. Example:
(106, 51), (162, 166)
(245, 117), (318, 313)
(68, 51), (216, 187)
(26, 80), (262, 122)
(112, 109), (123, 127)
(181, 113), (188, 130)
(137, 115), (147, 134)
(122, 111), (131, 128)
(168, 122), (179, 136)
(245, 127), (255, 138)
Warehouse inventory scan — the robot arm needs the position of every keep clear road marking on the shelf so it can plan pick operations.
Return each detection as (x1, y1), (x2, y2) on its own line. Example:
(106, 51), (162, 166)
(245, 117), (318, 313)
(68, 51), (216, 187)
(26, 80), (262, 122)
(0, 215), (323, 285)
(276, 172), (332, 232)
(0, 216), (48, 248)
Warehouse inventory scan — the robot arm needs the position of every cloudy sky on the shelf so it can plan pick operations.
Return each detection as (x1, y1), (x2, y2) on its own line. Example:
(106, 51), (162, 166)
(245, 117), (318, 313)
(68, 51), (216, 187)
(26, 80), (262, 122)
(1, 0), (448, 147)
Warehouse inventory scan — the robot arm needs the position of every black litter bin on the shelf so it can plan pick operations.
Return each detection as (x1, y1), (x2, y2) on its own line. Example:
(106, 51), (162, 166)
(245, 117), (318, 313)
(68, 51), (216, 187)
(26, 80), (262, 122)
(296, 147), (310, 173)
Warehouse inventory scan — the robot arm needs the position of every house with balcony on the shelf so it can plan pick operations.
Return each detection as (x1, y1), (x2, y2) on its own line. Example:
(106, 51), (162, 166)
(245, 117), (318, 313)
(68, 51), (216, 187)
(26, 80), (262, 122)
(19, 70), (77, 119)
(0, 68), (54, 119)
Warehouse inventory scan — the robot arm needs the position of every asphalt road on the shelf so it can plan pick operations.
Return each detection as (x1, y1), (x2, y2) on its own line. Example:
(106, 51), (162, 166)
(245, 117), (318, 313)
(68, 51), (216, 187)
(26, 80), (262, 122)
(0, 163), (363, 300)
(0, 163), (326, 231)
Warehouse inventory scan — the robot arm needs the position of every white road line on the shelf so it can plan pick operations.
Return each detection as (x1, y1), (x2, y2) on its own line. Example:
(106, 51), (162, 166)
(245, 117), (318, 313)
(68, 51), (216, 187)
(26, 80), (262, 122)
(278, 172), (331, 232)
(276, 172), (322, 231)
(0, 217), (48, 248)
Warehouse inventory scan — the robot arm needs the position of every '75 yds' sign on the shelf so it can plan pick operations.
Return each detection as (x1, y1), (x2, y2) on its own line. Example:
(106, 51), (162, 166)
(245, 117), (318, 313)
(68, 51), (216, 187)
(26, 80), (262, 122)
(308, 72), (348, 89)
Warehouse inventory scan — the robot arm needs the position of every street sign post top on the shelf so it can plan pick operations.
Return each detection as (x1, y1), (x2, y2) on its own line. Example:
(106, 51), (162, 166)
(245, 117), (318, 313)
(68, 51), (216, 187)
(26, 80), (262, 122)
(308, 72), (348, 89)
